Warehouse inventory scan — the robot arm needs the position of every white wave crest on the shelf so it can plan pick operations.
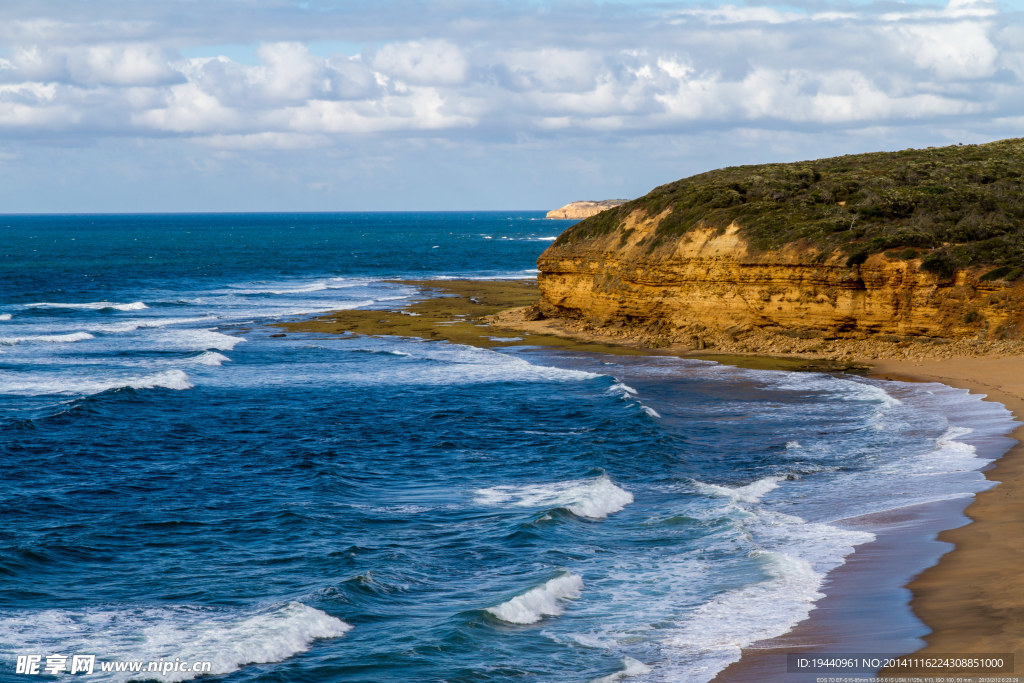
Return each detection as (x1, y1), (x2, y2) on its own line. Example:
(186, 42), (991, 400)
(608, 381), (638, 397)
(696, 476), (784, 504)
(233, 282), (330, 295)
(156, 329), (246, 351)
(26, 301), (148, 311)
(0, 369), (193, 396)
(331, 342), (601, 386)
(0, 313), (11, 321)
(128, 370), (193, 391)
(658, 510), (875, 680)
(1, 601), (350, 682)
(475, 474), (633, 520)
(195, 352), (231, 366)
(910, 425), (986, 474)
(92, 316), (217, 333)
(486, 573), (583, 625)
(589, 657), (653, 683)
(0, 332), (94, 345)
(664, 552), (821, 668)
(640, 405), (661, 418)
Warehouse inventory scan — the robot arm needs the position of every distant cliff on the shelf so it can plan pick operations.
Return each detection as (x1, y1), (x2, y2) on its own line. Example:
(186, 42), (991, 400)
(546, 200), (628, 220)
(537, 140), (1024, 345)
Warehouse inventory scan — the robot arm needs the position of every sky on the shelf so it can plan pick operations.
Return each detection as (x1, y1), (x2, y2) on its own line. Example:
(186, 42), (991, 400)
(1, 0), (1023, 212)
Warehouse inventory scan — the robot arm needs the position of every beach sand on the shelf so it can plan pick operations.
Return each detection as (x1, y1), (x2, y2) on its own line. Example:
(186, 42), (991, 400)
(284, 280), (1024, 680)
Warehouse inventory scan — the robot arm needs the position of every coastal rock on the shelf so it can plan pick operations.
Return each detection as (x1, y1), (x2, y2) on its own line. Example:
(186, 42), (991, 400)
(536, 140), (1024, 346)
(546, 200), (628, 220)
(536, 215), (1024, 343)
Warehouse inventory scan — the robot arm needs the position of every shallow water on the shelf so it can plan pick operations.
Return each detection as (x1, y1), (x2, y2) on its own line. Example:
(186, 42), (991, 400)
(0, 213), (1016, 682)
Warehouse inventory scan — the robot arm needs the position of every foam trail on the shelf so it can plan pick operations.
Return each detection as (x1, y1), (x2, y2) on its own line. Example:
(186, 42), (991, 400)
(1, 601), (351, 682)
(475, 474), (634, 520)
(0, 332), (94, 345)
(486, 573), (583, 624)
(641, 405), (661, 419)
(26, 301), (148, 311)
(696, 476), (784, 504)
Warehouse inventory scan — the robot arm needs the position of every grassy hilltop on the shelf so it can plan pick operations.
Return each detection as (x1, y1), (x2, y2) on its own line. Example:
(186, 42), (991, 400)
(556, 139), (1024, 281)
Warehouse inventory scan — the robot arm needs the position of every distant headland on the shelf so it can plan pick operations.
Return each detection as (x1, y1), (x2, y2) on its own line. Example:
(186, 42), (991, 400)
(545, 200), (629, 220)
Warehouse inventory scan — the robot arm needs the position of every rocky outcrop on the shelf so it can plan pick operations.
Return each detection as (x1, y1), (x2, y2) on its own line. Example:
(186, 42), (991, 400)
(536, 209), (1024, 345)
(546, 200), (628, 220)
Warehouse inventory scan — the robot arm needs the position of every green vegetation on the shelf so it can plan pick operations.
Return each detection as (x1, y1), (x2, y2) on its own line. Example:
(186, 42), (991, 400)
(556, 139), (1024, 280)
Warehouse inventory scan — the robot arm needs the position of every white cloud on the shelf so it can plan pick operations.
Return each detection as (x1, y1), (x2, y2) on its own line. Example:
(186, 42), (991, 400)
(68, 44), (182, 86)
(0, 44), (181, 86)
(133, 82), (243, 133)
(371, 40), (467, 86)
(0, 0), (1021, 211)
(493, 48), (603, 93)
(254, 42), (326, 101)
(887, 20), (998, 79)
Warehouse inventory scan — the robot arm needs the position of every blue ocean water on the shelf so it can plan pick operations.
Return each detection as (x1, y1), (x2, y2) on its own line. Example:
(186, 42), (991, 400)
(0, 213), (1017, 683)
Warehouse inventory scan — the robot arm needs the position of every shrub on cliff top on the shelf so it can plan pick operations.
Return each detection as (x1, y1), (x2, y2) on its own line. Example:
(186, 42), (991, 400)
(553, 139), (1024, 277)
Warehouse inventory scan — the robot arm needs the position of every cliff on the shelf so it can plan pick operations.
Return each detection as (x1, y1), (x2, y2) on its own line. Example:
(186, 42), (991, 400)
(535, 140), (1024, 346)
(546, 200), (628, 220)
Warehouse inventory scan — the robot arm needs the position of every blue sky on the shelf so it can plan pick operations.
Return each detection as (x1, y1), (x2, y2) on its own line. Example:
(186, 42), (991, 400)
(1, 0), (1022, 212)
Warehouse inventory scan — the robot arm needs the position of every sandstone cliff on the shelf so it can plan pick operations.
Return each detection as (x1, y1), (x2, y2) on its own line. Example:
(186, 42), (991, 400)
(536, 145), (1024, 347)
(546, 200), (628, 220)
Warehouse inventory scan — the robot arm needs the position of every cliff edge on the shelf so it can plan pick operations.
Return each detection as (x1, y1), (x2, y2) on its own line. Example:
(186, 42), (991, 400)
(546, 200), (628, 220)
(534, 140), (1024, 349)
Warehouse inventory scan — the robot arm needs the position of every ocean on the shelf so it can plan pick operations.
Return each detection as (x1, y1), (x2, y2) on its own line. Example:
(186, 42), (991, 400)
(0, 212), (1017, 683)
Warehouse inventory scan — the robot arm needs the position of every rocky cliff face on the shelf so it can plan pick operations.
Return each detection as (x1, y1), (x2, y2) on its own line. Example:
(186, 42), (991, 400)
(546, 200), (627, 220)
(537, 209), (1024, 343)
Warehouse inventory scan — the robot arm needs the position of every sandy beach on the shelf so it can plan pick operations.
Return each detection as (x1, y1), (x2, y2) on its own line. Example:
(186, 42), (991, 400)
(286, 279), (1024, 680)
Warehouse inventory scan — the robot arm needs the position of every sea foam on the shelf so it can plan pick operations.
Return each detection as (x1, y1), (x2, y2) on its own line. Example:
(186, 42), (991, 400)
(486, 573), (584, 625)
(475, 474), (633, 520)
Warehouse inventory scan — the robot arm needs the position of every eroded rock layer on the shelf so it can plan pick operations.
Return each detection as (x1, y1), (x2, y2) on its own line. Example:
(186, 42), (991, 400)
(537, 210), (1024, 343)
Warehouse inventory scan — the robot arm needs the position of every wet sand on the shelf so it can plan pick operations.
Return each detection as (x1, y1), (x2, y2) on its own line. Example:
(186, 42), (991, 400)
(281, 280), (1024, 680)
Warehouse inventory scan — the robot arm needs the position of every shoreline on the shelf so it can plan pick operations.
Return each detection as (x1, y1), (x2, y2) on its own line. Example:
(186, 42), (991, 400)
(282, 279), (1024, 679)
(871, 358), (1024, 674)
